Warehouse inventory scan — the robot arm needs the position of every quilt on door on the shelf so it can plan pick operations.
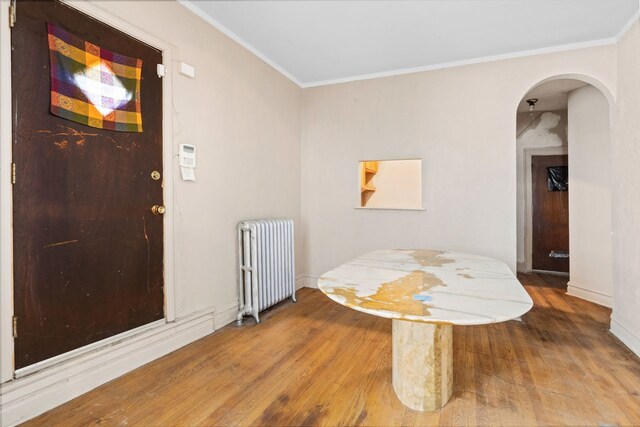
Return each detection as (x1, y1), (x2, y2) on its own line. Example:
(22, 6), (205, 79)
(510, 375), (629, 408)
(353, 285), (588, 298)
(47, 23), (143, 132)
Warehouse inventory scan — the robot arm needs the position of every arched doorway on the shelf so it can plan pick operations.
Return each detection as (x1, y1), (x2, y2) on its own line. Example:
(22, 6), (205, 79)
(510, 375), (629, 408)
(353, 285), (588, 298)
(516, 76), (614, 307)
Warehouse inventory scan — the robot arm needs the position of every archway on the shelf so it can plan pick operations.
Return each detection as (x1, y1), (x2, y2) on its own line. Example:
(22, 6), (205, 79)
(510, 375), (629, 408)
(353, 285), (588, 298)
(515, 75), (614, 308)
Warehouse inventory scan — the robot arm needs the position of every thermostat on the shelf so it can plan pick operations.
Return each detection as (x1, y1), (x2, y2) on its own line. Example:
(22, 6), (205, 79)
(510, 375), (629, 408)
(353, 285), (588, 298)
(179, 144), (196, 168)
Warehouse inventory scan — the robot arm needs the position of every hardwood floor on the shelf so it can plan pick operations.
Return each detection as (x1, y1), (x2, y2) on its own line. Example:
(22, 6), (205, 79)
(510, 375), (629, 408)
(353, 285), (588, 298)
(26, 274), (640, 426)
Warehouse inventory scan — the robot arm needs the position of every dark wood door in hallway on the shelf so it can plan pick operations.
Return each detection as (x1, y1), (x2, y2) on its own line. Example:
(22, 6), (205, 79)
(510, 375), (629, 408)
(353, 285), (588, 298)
(532, 154), (569, 273)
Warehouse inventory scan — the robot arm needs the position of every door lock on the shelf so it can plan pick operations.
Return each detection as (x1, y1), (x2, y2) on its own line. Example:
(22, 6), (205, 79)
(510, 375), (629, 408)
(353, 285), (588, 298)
(151, 205), (166, 215)
(151, 171), (161, 180)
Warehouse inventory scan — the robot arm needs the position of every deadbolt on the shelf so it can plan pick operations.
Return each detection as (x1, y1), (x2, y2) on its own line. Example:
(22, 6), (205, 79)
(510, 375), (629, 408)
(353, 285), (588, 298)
(151, 205), (166, 215)
(151, 170), (161, 181)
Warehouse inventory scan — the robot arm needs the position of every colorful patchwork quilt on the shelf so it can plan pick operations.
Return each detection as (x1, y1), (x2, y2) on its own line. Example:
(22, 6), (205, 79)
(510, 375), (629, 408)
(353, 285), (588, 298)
(47, 23), (143, 132)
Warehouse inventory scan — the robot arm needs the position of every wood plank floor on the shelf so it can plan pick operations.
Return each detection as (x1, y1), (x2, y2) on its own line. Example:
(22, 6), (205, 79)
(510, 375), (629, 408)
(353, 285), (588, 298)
(25, 274), (640, 426)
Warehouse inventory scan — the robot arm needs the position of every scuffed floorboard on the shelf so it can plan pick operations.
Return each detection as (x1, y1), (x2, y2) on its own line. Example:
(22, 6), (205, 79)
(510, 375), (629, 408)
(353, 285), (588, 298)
(25, 273), (640, 426)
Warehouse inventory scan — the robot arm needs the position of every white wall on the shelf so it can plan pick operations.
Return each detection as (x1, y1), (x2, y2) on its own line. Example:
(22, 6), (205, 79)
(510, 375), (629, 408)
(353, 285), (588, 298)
(81, 0), (303, 325)
(0, 0), (302, 423)
(2, 1), (640, 422)
(516, 111), (568, 271)
(365, 159), (422, 209)
(567, 85), (613, 306)
(611, 20), (640, 356)
(301, 46), (616, 283)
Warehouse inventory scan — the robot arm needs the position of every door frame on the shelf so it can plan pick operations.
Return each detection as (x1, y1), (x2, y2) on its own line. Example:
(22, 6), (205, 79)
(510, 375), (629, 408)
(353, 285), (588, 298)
(523, 146), (568, 273)
(0, 0), (176, 381)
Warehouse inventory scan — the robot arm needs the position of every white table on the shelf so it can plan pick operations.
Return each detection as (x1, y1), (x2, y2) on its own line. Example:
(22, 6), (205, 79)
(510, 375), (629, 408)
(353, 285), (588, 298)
(318, 249), (533, 411)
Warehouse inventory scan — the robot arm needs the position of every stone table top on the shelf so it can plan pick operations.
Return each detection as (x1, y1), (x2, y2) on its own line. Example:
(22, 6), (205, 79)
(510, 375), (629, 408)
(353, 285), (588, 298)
(317, 249), (533, 325)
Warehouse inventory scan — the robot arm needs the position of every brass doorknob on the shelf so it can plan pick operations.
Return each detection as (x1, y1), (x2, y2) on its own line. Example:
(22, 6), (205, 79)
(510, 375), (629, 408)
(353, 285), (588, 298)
(151, 205), (166, 215)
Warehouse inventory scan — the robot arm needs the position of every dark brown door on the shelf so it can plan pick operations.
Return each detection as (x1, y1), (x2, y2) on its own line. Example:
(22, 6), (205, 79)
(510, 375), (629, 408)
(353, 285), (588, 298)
(12, 0), (164, 369)
(531, 155), (569, 273)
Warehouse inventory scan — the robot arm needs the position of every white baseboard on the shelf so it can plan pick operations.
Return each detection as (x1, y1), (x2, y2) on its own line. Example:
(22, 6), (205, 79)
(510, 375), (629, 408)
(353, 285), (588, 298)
(610, 316), (640, 358)
(300, 276), (318, 289)
(219, 277), (306, 328)
(566, 282), (612, 308)
(0, 309), (215, 426)
(214, 304), (239, 330)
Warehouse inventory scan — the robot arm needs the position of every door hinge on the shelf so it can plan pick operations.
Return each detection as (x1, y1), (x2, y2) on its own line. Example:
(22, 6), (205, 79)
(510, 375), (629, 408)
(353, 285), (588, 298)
(9, 2), (16, 28)
(12, 316), (17, 338)
(11, 162), (16, 184)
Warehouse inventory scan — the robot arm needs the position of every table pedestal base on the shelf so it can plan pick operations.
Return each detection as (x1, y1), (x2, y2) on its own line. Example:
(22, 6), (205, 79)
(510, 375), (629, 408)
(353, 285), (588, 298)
(392, 319), (453, 411)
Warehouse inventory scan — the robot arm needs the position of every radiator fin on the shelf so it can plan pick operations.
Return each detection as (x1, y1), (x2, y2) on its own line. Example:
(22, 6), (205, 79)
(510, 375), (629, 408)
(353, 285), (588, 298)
(237, 219), (296, 324)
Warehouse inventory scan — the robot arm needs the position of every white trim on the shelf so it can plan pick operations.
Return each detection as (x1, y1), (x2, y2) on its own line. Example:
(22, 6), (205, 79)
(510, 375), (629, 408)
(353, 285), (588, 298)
(0, 1), (15, 384)
(214, 277), (306, 330)
(522, 147), (568, 273)
(212, 277), (306, 330)
(14, 319), (165, 379)
(302, 38), (618, 88)
(354, 207), (426, 211)
(359, 157), (423, 162)
(176, 0), (303, 87)
(301, 276), (319, 289)
(175, 2), (638, 89)
(0, 309), (215, 427)
(213, 303), (239, 330)
(615, 10), (640, 41)
(566, 282), (612, 308)
(610, 316), (640, 357)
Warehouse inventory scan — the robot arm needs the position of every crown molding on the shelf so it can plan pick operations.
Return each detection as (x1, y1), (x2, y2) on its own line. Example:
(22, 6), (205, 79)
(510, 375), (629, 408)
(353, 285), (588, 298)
(178, 1), (639, 89)
(177, 0), (304, 87)
(301, 38), (618, 88)
(616, 9), (640, 41)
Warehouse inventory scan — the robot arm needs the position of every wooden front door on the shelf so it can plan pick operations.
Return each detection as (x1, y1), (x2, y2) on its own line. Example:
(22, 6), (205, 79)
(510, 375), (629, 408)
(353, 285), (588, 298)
(11, 0), (165, 369)
(531, 155), (569, 273)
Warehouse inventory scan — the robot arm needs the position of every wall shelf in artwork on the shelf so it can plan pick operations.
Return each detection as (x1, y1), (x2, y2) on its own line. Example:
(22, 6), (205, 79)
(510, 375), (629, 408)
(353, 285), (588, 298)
(360, 161), (379, 206)
(358, 158), (423, 209)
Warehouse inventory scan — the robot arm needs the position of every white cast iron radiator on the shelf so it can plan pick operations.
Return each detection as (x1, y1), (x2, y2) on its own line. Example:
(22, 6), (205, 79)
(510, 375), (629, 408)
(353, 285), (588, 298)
(236, 219), (296, 325)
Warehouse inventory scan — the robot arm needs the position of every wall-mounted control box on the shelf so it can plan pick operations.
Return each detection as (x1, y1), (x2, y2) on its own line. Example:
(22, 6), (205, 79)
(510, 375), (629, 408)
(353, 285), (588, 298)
(179, 144), (196, 168)
(179, 144), (196, 181)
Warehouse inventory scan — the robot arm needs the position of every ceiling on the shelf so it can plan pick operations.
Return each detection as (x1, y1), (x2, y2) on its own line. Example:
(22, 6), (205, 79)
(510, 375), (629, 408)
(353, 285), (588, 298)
(180, 0), (638, 88)
(517, 79), (588, 113)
